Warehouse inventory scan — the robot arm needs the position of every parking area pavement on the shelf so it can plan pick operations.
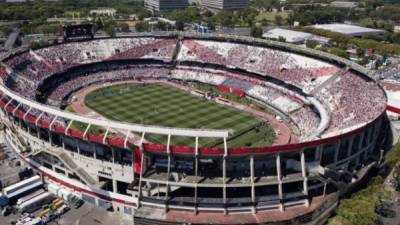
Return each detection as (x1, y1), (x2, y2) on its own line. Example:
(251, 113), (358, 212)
(0, 211), (19, 225)
(0, 142), (32, 188)
(49, 203), (133, 225)
(1, 203), (133, 225)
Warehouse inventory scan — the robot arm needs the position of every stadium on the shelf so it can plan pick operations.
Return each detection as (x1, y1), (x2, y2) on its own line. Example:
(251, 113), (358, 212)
(0, 32), (391, 224)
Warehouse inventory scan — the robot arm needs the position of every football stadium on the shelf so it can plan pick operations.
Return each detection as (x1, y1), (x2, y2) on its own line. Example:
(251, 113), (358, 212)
(0, 31), (391, 224)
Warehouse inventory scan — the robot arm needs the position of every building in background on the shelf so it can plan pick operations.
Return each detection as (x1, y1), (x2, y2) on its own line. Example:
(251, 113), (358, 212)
(89, 8), (117, 17)
(262, 28), (313, 44)
(262, 28), (331, 45)
(311, 23), (386, 38)
(199, 0), (249, 10)
(394, 25), (400, 33)
(329, 1), (358, 9)
(144, 0), (189, 11)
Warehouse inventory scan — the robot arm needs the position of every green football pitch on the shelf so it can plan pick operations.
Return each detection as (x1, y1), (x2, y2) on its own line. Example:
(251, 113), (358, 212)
(84, 83), (275, 147)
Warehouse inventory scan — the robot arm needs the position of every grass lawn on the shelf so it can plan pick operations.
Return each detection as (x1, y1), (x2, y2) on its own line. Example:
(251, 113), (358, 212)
(256, 11), (289, 24)
(83, 83), (275, 147)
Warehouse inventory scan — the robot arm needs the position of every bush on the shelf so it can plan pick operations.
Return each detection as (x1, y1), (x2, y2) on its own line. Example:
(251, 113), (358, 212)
(250, 26), (263, 38)
(305, 40), (318, 49)
(328, 177), (391, 225)
(384, 142), (400, 168)
(135, 22), (150, 32)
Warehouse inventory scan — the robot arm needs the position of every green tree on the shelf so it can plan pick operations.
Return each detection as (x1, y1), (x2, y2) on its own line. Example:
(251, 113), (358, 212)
(155, 21), (168, 31)
(103, 21), (116, 37)
(329, 48), (349, 59)
(176, 20), (185, 31)
(29, 40), (49, 50)
(119, 23), (130, 32)
(135, 22), (150, 32)
(329, 176), (390, 225)
(250, 26), (263, 38)
(278, 36), (286, 42)
(275, 14), (284, 26)
(305, 40), (318, 49)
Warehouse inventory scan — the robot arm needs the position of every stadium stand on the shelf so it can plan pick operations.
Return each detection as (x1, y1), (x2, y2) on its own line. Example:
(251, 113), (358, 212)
(0, 33), (389, 225)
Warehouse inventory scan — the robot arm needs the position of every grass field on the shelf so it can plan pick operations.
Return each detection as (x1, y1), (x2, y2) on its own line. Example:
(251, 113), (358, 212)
(83, 83), (275, 147)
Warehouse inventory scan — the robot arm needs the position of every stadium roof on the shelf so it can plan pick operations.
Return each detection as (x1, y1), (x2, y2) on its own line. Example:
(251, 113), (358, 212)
(262, 28), (313, 43)
(311, 23), (386, 37)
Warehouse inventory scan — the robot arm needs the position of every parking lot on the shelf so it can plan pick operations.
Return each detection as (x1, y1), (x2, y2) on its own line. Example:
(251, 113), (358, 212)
(0, 203), (133, 225)
(0, 142), (31, 189)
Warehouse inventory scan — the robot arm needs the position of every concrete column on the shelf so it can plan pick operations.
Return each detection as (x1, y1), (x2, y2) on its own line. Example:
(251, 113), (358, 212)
(301, 151), (309, 207)
(76, 139), (81, 155)
(165, 138), (171, 212)
(347, 137), (354, 158)
(92, 143), (96, 159)
(113, 179), (118, 193)
(333, 141), (341, 167)
(222, 156), (227, 215)
(250, 155), (256, 213)
(36, 126), (40, 139)
(194, 137), (199, 214)
(317, 145), (323, 162)
(355, 133), (365, 166)
(111, 147), (115, 164)
(48, 132), (52, 145)
(61, 138), (65, 149)
(223, 138), (228, 215)
(137, 150), (145, 207)
(276, 153), (284, 211)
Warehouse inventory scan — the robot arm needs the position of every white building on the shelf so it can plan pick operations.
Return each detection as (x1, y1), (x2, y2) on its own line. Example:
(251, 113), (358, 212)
(199, 0), (249, 10)
(262, 28), (313, 43)
(311, 23), (386, 38)
(329, 1), (358, 9)
(144, 0), (189, 11)
(394, 26), (400, 33)
(89, 8), (117, 17)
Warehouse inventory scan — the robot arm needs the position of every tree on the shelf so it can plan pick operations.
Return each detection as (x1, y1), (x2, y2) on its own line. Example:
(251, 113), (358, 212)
(328, 177), (390, 225)
(176, 20), (185, 31)
(29, 40), (48, 50)
(275, 15), (284, 26)
(135, 22), (149, 32)
(259, 18), (269, 26)
(278, 36), (286, 42)
(239, 8), (258, 26)
(155, 21), (168, 31)
(96, 17), (104, 30)
(103, 21), (116, 37)
(250, 26), (263, 38)
(251, 0), (280, 11)
(119, 23), (130, 32)
(305, 40), (318, 49)
(167, 7), (201, 23)
(217, 11), (237, 28)
(330, 48), (349, 59)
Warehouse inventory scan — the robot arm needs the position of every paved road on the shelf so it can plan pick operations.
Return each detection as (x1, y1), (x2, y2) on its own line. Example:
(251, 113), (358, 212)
(50, 204), (133, 225)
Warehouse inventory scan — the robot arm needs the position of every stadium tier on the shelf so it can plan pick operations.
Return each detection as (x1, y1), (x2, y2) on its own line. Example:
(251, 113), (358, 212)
(0, 32), (390, 225)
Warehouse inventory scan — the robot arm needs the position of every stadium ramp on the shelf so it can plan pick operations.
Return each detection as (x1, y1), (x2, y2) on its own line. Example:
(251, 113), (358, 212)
(30, 144), (102, 188)
(309, 67), (349, 95)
